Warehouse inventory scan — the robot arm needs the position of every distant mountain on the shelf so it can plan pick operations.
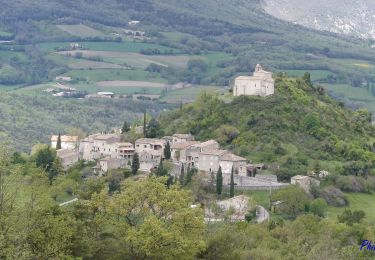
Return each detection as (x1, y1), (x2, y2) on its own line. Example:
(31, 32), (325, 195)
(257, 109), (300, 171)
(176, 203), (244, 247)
(262, 0), (375, 39)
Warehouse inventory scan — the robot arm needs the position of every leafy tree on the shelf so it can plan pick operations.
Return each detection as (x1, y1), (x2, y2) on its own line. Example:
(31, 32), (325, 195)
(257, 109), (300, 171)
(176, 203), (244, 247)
(146, 118), (163, 138)
(56, 133), (62, 150)
(131, 153), (140, 175)
(179, 164), (185, 186)
(48, 156), (63, 183)
(121, 121), (130, 133)
(272, 186), (309, 218)
(185, 166), (197, 186)
(230, 167), (235, 198)
(309, 198), (327, 217)
(35, 146), (55, 172)
(216, 166), (223, 195)
(108, 177), (205, 259)
(164, 141), (171, 159)
(338, 209), (366, 226)
(155, 160), (168, 177)
(107, 171), (124, 194)
(302, 72), (312, 86)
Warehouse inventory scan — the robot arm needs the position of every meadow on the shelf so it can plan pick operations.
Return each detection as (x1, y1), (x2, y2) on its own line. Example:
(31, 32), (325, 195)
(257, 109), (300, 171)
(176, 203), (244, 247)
(56, 24), (104, 37)
(326, 193), (375, 221)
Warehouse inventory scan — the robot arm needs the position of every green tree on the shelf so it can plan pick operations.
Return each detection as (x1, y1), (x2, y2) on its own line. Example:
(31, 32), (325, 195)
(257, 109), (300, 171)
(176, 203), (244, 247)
(302, 72), (312, 86)
(272, 186), (309, 218)
(185, 166), (196, 186)
(179, 164), (185, 186)
(164, 141), (171, 159)
(121, 121), (130, 133)
(143, 111), (147, 137)
(48, 157), (63, 184)
(338, 209), (366, 226)
(56, 133), (62, 150)
(146, 118), (162, 138)
(35, 146), (55, 172)
(309, 198), (327, 217)
(131, 153), (140, 175)
(155, 160), (168, 177)
(230, 167), (235, 198)
(216, 166), (223, 195)
(108, 177), (205, 259)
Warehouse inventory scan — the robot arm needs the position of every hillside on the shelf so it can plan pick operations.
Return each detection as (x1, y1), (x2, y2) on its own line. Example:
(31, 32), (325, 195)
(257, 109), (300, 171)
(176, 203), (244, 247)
(160, 75), (375, 180)
(263, 0), (375, 39)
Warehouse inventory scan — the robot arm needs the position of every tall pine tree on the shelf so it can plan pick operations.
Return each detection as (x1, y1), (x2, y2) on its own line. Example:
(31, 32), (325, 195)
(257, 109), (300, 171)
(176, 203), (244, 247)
(230, 166), (235, 198)
(132, 153), (140, 175)
(164, 141), (171, 159)
(56, 133), (62, 150)
(216, 166), (223, 195)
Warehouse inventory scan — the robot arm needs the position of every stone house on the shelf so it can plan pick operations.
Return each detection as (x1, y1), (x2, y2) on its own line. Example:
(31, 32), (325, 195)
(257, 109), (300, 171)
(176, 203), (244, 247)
(185, 140), (220, 167)
(97, 157), (126, 175)
(139, 149), (162, 172)
(117, 142), (135, 160)
(171, 141), (199, 163)
(172, 134), (195, 144)
(135, 138), (165, 155)
(79, 133), (124, 161)
(219, 153), (247, 184)
(56, 148), (79, 170)
(197, 150), (229, 173)
(291, 175), (320, 193)
(233, 64), (274, 97)
(51, 135), (78, 150)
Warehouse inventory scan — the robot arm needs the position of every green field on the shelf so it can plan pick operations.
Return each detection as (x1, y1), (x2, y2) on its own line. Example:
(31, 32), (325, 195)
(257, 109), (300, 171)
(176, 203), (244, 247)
(57, 24), (104, 37)
(36, 41), (177, 53)
(323, 83), (375, 112)
(283, 69), (336, 81)
(161, 85), (222, 103)
(64, 69), (166, 83)
(327, 192), (375, 221)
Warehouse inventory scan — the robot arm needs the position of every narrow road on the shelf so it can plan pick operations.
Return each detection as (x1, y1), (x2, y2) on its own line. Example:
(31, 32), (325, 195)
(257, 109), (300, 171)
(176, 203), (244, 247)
(256, 205), (269, 224)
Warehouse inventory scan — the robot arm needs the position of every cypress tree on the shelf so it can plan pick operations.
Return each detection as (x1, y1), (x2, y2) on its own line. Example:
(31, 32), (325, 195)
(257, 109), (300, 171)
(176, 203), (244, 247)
(230, 166), (235, 198)
(122, 121), (130, 133)
(143, 111), (147, 137)
(179, 164), (185, 186)
(164, 141), (171, 159)
(216, 166), (223, 195)
(56, 133), (62, 150)
(132, 153), (140, 175)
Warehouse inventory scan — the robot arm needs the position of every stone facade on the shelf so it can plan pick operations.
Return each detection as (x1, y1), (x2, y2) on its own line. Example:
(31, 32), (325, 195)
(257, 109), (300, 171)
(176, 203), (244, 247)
(233, 64), (274, 97)
(291, 175), (320, 193)
(57, 148), (79, 170)
(51, 135), (78, 150)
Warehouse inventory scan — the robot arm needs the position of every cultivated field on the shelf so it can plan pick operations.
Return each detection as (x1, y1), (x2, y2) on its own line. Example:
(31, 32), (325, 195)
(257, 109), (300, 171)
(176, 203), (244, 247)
(96, 80), (169, 88)
(160, 85), (222, 103)
(58, 50), (190, 68)
(68, 60), (124, 69)
(57, 24), (104, 37)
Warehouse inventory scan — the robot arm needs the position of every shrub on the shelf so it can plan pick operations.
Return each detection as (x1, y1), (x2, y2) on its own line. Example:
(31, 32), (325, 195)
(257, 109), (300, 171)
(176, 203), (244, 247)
(320, 186), (348, 207)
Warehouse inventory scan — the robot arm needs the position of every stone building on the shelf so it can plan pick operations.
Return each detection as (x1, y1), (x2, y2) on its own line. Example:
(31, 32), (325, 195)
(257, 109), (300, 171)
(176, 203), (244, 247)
(51, 135), (78, 150)
(233, 64), (274, 97)
(291, 175), (320, 193)
(172, 134), (195, 144)
(56, 148), (79, 170)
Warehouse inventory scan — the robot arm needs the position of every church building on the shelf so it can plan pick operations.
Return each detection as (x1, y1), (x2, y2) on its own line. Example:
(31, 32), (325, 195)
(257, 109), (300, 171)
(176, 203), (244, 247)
(233, 64), (274, 97)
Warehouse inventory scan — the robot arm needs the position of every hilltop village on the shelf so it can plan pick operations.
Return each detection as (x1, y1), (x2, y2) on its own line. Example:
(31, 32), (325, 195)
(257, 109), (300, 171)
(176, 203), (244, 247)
(52, 131), (290, 189)
(50, 65), (326, 191)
